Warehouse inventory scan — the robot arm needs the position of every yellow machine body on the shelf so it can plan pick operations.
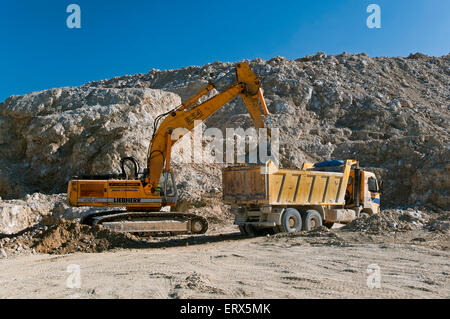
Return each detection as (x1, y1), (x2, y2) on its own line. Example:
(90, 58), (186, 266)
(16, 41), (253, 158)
(67, 179), (171, 210)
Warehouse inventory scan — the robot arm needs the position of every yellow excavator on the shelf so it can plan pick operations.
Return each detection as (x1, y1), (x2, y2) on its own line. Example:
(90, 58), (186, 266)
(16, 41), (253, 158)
(67, 62), (272, 235)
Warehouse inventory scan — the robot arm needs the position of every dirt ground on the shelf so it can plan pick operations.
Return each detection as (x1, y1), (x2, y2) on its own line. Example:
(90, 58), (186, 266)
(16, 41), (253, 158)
(0, 223), (448, 299)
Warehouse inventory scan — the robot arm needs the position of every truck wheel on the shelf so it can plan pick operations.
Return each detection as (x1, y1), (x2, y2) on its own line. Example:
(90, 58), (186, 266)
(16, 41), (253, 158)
(279, 208), (302, 233)
(303, 210), (323, 231)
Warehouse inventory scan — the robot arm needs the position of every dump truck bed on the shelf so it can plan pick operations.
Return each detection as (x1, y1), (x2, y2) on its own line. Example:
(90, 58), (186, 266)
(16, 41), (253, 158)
(223, 161), (348, 206)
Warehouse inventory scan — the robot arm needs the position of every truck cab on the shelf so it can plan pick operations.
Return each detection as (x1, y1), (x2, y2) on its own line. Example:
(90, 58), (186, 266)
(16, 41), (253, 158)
(360, 171), (381, 215)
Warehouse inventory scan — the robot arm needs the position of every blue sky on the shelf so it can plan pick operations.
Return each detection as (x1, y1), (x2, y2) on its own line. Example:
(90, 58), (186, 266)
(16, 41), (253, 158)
(0, 0), (449, 101)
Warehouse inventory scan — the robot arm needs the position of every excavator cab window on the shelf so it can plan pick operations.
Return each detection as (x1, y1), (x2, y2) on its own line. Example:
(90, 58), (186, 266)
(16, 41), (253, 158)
(159, 171), (177, 203)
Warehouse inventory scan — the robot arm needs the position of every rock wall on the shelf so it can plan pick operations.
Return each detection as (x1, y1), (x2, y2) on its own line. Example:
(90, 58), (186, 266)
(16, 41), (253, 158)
(0, 88), (181, 197)
(0, 52), (449, 210)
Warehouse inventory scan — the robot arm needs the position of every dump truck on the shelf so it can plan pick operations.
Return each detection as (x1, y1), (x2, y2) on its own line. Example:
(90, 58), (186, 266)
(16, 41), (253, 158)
(223, 159), (381, 235)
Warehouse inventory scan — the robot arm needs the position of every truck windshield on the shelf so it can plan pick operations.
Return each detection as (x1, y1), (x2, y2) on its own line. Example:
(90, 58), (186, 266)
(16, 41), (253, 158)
(368, 177), (378, 193)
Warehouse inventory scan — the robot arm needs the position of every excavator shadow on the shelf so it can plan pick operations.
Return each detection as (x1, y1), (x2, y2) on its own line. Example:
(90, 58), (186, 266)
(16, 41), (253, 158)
(134, 231), (253, 249)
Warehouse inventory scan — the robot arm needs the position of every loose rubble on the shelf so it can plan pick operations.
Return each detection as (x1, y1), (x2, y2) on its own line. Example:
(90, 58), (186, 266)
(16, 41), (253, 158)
(341, 207), (441, 234)
(427, 211), (450, 232)
(0, 192), (110, 235)
(0, 219), (143, 257)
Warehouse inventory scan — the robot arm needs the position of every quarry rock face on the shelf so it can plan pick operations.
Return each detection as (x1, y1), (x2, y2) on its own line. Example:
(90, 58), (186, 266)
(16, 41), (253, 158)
(0, 88), (182, 198)
(0, 52), (448, 228)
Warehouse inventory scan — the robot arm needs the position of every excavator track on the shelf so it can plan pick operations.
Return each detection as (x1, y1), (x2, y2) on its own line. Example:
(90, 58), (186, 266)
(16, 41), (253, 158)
(80, 210), (208, 236)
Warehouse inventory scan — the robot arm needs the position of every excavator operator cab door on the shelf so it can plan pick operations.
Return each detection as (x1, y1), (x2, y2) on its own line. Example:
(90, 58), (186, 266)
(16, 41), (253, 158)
(363, 172), (381, 214)
(160, 171), (178, 205)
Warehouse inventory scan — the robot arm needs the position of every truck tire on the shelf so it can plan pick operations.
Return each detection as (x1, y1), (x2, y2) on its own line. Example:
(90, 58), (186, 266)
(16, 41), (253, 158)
(303, 210), (323, 231)
(278, 208), (302, 233)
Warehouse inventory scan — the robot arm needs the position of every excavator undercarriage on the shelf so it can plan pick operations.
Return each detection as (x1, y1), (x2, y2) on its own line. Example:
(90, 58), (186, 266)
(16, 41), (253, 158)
(81, 210), (208, 236)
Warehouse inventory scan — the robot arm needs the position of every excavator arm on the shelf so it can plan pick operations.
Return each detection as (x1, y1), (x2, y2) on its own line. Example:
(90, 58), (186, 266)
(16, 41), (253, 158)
(145, 62), (272, 193)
